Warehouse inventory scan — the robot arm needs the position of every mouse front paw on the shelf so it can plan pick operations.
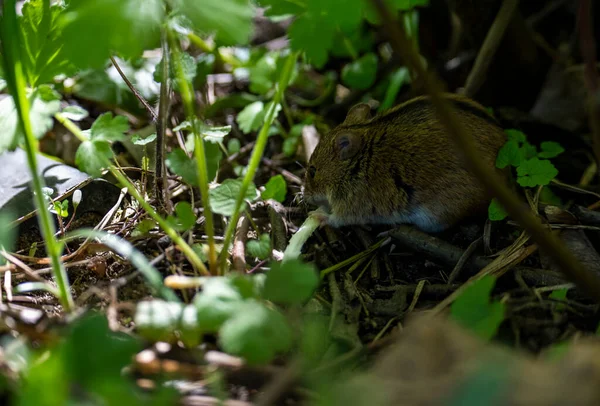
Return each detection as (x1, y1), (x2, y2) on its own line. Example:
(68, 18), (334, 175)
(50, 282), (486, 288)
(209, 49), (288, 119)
(308, 207), (331, 227)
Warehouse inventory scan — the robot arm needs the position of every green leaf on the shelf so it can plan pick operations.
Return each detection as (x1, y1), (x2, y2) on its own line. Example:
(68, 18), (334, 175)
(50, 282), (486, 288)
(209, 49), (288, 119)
(179, 304), (203, 347)
(246, 234), (271, 260)
(61, 105), (89, 121)
(538, 141), (565, 159)
(257, 0), (306, 16)
(549, 288), (568, 301)
(136, 300), (184, 342)
(450, 275), (505, 340)
(193, 277), (245, 332)
(205, 141), (224, 181)
(341, 53), (378, 90)
(249, 53), (278, 94)
(154, 51), (197, 91)
(282, 137), (299, 157)
(228, 138), (241, 154)
(19, 0), (75, 86)
(166, 149), (199, 186)
(167, 201), (197, 232)
(236, 101), (265, 134)
(521, 142), (538, 160)
(495, 139), (522, 169)
(87, 112), (129, 142)
(539, 186), (563, 206)
(263, 259), (319, 305)
(504, 129), (527, 143)
(517, 158), (558, 187)
(0, 211), (16, 256)
(261, 174), (287, 202)
(60, 0), (163, 69)
(219, 300), (293, 365)
(288, 16), (335, 68)
(202, 125), (232, 143)
(75, 140), (113, 177)
(488, 198), (508, 221)
(131, 219), (157, 237)
(0, 87), (60, 153)
(131, 133), (157, 146)
(169, 0), (253, 45)
(209, 179), (258, 216)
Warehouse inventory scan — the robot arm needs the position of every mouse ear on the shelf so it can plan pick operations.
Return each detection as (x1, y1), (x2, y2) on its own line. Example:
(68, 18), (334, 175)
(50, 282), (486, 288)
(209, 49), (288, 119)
(336, 132), (361, 160)
(343, 103), (372, 125)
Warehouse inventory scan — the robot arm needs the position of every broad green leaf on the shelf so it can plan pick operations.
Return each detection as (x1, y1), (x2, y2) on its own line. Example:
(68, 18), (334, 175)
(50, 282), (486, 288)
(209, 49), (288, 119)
(86, 112), (129, 142)
(209, 178), (258, 216)
(154, 51), (197, 91)
(263, 259), (319, 305)
(236, 101), (265, 134)
(0, 212), (16, 257)
(20, 0), (75, 86)
(261, 174), (287, 202)
(495, 139), (522, 169)
(450, 275), (505, 340)
(288, 16), (335, 68)
(517, 158), (558, 187)
(249, 53), (278, 94)
(246, 234), (271, 260)
(549, 288), (568, 311)
(135, 300), (184, 342)
(205, 141), (223, 181)
(179, 304), (203, 347)
(219, 300), (293, 365)
(167, 201), (197, 232)
(61, 105), (88, 121)
(538, 141), (565, 159)
(166, 149), (199, 186)
(257, 0), (306, 16)
(521, 142), (538, 160)
(228, 138), (241, 154)
(60, 0), (163, 69)
(202, 125), (232, 143)
(341, 52), (378, 90)
(193, 277), (245, 332)
(504, 129), (527, 143)
(131, 133), (157, 146)
(169, 0), (253, 45)
(131, 219), (157, 237)
(74, 140), (113, 177)
(0, 87), (60, 152)
(282, 137), (299, 157)
(488, 198), (508, 221)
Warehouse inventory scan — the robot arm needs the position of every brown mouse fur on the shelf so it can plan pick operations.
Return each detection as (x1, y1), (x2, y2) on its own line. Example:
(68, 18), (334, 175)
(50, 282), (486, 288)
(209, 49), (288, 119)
(302, 94), (506, 232)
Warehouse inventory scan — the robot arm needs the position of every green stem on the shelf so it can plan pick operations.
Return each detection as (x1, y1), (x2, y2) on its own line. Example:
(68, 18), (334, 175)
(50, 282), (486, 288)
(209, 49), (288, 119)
(57, 114), (210, 276)
(169, 30), (218, 275)
(1, 0), (73, 310)
(219, 52), (299, 273)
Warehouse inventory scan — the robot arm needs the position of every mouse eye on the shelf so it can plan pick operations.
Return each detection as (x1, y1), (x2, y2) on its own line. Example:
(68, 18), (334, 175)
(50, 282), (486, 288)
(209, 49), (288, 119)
(308, 165), (317, 179)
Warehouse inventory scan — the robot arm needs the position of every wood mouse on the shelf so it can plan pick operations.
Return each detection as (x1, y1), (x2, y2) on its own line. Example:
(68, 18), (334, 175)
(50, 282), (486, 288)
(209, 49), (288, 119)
(302, 94), (507, 232)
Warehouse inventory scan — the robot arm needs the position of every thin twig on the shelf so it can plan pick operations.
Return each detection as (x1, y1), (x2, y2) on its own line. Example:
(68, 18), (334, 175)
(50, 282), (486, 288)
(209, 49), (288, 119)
(370, 0), (600, 301)
(154, 31), (171, 211)
(109, 56), (157, 120)
(461, 0), (520, 97)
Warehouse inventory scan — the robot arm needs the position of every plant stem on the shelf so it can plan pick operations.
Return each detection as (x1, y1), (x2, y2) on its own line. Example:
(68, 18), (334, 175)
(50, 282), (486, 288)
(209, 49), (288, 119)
(56, 114), (210, 276)
(0, 0), (73, 310)
(219, 52), (299, 273)
(168, 29), (218, 275)
(155, 30), (171, 212)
